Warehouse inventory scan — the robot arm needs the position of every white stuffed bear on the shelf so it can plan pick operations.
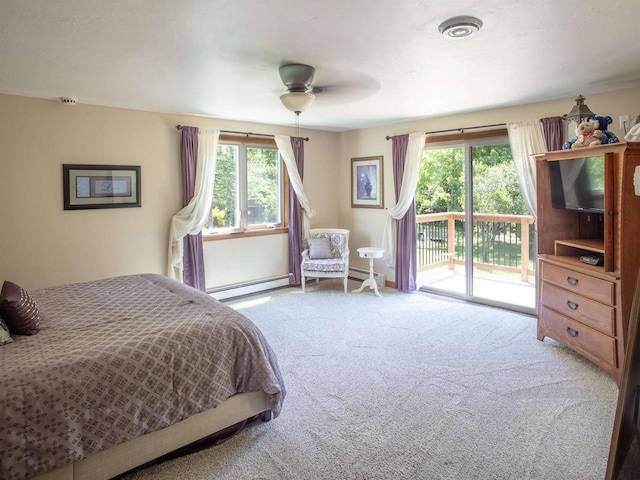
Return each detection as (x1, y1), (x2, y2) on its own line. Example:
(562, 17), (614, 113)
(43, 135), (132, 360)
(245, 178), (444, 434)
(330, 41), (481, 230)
(571, 120), (603, 149)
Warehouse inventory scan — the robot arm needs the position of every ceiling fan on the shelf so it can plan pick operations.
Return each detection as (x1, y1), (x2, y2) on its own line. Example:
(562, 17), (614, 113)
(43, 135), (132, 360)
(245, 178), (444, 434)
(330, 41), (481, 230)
(277, 63), (381, 115)
(278, 63), (318, 114)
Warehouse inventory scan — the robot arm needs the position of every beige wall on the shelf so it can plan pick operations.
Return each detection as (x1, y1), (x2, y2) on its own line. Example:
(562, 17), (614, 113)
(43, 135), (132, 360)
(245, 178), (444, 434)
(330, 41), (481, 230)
(0, 93), (340, 290)
(339, 87), (640, 283)
(3, 88), (638, 290)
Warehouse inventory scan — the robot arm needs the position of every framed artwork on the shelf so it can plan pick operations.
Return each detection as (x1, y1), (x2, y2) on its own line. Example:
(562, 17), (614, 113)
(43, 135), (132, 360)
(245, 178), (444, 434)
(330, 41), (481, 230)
(351, 156), (383, 208)
(63, 164), (141, 210)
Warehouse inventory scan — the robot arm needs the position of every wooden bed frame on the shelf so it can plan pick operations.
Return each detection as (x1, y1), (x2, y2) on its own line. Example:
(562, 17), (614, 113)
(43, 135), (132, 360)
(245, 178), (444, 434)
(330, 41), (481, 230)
(32, 391), (271, 480)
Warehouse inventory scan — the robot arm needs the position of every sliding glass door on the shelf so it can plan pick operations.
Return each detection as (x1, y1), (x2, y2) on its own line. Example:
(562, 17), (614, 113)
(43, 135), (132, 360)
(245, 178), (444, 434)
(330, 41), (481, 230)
(469, 141), (536, 310)
(416, 137), (536, 312)
(416, 145), (467, 296)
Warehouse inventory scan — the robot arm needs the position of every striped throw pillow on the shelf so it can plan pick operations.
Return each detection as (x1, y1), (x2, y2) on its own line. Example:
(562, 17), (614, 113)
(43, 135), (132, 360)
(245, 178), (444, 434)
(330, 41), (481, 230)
(0, 281), (41, 335)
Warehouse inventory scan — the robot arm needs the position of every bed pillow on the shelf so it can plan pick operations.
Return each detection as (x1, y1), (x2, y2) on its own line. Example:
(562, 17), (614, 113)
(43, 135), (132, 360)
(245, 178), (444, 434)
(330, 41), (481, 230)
(0, 316), (13, 345)
(0, 281), (41, 335)
(307, 237), (332, 259)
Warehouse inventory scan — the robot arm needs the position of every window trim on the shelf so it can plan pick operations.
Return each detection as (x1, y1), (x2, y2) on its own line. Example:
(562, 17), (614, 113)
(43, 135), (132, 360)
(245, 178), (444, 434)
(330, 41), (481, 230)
(203, 226), (288, 242)
(424, 128), (508, 145)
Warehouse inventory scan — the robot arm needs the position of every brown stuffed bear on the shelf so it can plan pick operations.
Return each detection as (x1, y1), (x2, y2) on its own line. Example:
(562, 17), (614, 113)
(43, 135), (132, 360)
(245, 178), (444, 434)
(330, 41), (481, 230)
(571, 120), (603, 149)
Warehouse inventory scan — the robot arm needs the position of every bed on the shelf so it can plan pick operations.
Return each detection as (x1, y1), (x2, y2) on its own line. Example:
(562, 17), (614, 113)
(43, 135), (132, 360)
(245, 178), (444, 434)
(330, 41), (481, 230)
(0, 274), (285, 480)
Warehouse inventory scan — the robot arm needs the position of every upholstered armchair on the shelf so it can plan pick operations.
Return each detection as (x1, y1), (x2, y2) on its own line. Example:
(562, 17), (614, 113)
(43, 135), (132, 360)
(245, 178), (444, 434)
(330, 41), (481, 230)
(301, 228), (350, 293)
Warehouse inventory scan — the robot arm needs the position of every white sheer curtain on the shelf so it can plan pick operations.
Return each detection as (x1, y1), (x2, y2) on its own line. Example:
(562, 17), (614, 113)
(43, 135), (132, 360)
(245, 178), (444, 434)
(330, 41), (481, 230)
(382, 132), (427, 266)
(625, 122), (640, 141)
(275, 135), (316, 238)
(168, 129), (219, 281)
(507, 120), (546, 219)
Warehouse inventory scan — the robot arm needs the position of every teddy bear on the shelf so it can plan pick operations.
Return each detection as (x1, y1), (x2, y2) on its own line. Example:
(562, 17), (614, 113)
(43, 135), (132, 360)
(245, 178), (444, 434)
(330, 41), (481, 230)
(563, 119), (603, 149)
(586, 115), (620, 144)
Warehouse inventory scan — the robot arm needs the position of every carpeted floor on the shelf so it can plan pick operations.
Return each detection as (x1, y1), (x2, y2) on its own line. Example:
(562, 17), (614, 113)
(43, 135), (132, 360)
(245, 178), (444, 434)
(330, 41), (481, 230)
(122, 279), (618, 479)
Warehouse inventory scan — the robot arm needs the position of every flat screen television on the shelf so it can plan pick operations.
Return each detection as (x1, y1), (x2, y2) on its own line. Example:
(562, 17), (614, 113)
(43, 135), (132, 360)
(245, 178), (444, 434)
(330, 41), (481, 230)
(549, 155), (605, 213)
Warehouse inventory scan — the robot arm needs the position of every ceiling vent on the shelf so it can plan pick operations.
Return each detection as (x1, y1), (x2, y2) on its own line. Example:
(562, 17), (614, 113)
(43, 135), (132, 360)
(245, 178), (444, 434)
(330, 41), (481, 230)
(438, 16), (483, 39)
(59, 97), (78, 105)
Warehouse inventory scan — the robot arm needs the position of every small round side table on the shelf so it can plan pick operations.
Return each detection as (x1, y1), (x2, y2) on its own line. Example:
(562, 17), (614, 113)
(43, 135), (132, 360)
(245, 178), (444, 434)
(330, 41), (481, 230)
(352, 247), (385, 297)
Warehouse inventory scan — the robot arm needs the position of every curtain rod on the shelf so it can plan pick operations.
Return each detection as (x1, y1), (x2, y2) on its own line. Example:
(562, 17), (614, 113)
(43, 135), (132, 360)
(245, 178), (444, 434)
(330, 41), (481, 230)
(176, 125), (309, 141)
(385, 122), (506, 140)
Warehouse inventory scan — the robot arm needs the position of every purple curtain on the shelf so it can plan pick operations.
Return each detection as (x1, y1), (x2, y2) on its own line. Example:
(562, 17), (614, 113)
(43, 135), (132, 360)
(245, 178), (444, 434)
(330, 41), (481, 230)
(180, 126), (206, 291)
(541, 117), (564, 151)
(392, 135), (417, 291)
(288, 137), (305, 285)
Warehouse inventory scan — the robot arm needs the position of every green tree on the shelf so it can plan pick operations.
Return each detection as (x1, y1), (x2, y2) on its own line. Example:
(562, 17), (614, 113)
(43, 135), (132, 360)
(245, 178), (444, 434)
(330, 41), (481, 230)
(208, 145), (237, 228)
(472, 145), (528, 215)
(205, 145), (280, 230)
(416, 147), (464, 214)
(247, 147), (279, 224)
(416, 144), (527, 216)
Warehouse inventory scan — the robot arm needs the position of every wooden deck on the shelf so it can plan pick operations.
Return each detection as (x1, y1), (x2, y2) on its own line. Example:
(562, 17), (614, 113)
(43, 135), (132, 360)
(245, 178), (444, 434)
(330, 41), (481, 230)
(417, 265), (536, 312)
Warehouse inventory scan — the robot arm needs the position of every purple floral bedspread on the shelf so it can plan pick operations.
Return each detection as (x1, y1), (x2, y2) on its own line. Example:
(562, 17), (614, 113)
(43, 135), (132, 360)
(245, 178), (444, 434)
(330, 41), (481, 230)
(0, 274), (285, 480)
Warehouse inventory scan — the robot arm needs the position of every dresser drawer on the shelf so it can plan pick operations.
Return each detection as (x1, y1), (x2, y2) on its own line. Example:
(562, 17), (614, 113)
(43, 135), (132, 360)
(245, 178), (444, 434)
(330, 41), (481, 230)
(539, 306), (617, 369)
(541, 262), (615, 305)
(541, 281), (615, 336)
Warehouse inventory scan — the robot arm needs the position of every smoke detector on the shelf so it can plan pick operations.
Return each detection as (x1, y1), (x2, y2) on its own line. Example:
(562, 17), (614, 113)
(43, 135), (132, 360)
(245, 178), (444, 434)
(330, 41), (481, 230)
(439, 16), (483, 39)
(59, 97), (78, 105)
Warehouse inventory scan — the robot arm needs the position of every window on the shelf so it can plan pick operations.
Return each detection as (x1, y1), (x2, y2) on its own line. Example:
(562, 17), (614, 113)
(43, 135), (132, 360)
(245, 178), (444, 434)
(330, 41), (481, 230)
(205, 140), (284, 234)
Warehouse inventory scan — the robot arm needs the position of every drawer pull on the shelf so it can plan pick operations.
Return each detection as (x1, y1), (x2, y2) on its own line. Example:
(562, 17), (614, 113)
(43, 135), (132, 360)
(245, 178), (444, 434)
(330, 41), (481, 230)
(566, 300), (579, 310)
(567, 327), (579, 337)
(566, 276), (579, 286)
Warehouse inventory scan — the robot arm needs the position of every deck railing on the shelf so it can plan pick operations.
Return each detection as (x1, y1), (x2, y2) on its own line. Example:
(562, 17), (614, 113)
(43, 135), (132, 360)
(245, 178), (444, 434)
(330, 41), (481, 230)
(416, 212), (536, 281)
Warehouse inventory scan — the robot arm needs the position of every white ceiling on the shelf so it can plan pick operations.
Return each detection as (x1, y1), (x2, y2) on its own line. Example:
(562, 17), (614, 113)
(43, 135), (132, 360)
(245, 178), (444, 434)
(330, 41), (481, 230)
(1, 1), (639, 132)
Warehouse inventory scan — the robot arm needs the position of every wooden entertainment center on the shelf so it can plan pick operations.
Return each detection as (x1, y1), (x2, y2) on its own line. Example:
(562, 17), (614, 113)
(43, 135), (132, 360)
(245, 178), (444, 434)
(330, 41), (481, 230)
(535, 142), (640, 384)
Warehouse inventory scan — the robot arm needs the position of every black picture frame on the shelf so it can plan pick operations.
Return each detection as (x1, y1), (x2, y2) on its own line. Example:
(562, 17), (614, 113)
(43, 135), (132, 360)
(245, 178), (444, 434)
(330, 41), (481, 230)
(63, 164), (141, 210)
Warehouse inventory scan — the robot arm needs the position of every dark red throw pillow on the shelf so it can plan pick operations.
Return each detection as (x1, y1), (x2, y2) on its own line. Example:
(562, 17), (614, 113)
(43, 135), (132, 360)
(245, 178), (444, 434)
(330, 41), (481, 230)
(0, 281), (41, 335)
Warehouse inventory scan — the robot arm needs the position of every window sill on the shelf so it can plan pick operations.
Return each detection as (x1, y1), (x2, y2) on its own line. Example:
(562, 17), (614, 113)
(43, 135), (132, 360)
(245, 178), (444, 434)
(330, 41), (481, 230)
(203, 227), (288, 242)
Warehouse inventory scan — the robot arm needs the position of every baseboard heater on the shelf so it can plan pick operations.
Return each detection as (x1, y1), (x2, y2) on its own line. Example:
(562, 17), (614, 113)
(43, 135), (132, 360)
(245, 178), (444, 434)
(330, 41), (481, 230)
(349, 268), (386, 288)
(208, 270), (385, 301)
(208, 275), (290, 301)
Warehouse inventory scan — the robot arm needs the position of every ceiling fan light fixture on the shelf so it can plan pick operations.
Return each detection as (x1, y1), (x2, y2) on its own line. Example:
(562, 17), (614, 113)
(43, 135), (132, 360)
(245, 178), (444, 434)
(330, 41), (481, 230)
(280, 91), (316, 114)
(439, 16), (483, 39)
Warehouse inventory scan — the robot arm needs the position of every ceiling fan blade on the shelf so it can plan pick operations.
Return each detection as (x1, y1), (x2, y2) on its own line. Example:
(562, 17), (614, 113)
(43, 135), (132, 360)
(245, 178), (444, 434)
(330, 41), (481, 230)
(275, 64), (381, 108)
(310, 72), (381, 106)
